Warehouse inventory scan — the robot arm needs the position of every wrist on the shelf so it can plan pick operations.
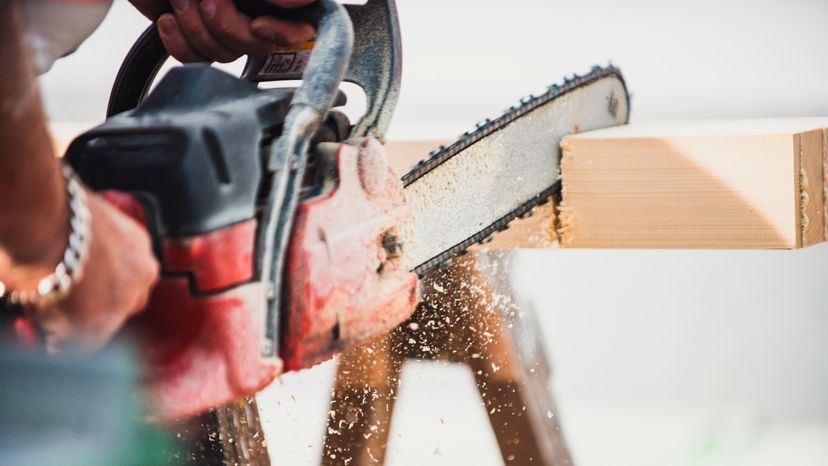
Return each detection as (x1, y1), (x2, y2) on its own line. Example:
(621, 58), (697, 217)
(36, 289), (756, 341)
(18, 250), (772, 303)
(0, 160), (68, 268)
(0, 215), (67, 303)
(0, 165), (90, 306)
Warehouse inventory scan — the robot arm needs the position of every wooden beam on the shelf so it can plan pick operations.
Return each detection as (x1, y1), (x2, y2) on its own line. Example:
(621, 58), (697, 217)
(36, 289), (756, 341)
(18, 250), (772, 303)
(559, 119), (828, 249)
(387, 119), (828, 251)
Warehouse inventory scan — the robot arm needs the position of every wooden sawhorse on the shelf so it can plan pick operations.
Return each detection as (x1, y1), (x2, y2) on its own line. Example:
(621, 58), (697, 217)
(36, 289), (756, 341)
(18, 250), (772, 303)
(321, 253), (572, 465)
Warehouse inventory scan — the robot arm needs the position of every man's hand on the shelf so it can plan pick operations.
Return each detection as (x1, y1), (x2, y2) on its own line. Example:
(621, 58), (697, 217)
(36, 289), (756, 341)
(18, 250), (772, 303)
(130, 0), (316, 63)
(1, 1), (159, 354)
(8, 193), (160, 354)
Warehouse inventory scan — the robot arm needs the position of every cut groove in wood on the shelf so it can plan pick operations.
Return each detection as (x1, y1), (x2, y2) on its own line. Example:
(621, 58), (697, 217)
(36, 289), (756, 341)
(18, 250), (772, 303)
(469, 199), (559, 251)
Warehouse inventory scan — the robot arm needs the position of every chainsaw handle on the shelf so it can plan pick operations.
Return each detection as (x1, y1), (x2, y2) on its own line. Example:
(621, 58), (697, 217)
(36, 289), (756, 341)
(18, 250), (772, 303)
(151, 0), (324, 26)
(109, 1), (402, 142)
(106, 0), (336, 118)
(98, 191), (161, 257)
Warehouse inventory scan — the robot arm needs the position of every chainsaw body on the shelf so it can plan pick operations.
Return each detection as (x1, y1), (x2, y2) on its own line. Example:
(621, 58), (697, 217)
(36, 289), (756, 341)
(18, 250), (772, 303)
(65, 63), (414, 419)
(62, 0), (414, 420)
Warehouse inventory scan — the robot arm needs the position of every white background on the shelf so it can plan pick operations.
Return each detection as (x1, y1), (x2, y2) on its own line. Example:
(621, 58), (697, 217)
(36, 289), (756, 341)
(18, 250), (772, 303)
(40, 1), (828, 465)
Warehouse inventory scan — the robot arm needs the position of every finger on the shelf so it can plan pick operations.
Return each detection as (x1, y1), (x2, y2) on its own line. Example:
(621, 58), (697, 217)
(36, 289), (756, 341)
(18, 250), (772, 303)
(170, 0), (239, 63)
(250, 16), (315, 46)
(200, 0), (274, 58)
(157, 14), (208, 63)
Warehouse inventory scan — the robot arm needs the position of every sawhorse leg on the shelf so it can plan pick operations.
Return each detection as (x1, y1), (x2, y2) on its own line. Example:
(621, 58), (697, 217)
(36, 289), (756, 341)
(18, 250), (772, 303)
(174, 397), (270, 466)
(321, 333), (403, 466)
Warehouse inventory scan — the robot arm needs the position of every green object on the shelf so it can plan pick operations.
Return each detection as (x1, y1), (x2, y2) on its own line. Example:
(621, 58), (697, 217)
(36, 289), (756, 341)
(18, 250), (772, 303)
(0, 341), (178, 466)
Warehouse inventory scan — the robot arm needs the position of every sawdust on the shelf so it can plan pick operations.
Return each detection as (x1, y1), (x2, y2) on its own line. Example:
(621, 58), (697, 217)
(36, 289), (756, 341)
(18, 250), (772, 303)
(399, 77), (629, 270)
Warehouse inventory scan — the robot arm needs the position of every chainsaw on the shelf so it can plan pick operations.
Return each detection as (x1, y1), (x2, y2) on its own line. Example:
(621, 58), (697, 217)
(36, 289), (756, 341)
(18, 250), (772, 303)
(5, 0), (629, 423)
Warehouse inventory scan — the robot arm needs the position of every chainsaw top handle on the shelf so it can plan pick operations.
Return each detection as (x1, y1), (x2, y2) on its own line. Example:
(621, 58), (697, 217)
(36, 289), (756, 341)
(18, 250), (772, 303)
(106, 0), (324, 118)
(107, 0), (402, 142)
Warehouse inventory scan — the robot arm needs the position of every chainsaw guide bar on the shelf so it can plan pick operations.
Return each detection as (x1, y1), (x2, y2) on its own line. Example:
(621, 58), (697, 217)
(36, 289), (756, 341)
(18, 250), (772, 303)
(398, 65), (630, 276)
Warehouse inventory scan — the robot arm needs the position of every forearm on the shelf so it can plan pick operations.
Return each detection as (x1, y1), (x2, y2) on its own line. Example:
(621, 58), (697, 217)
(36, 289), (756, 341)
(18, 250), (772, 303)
(0, 1), (67, 265)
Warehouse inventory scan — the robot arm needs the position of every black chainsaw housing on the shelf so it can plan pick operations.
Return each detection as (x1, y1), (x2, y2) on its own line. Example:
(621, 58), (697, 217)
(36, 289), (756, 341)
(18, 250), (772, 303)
(66, 65), (348, 248)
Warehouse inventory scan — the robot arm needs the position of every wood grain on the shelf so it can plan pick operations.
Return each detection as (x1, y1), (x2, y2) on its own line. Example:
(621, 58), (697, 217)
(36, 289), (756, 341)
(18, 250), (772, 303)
(559, 119), (828, 249)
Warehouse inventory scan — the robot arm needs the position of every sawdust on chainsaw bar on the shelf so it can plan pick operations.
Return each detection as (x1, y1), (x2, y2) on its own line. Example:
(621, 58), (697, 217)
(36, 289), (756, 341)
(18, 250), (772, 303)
(398, 76), (629, 272)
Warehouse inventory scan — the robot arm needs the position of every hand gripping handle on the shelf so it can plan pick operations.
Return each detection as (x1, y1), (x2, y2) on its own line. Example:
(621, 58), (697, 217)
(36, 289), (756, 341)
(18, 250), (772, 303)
(107, 0), (326, 117)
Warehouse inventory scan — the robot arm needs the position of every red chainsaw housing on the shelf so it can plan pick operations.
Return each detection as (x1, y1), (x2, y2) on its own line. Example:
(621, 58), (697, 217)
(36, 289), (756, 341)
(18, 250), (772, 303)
(123, 138), (417, 419)
(282, 138), (418, 370)
(3, 139), (417, 422)
(102, 192), (281, 422)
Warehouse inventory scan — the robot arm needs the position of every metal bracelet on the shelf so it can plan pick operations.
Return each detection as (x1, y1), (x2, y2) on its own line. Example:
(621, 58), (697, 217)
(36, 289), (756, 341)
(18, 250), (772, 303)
(0, 164), (92, 307)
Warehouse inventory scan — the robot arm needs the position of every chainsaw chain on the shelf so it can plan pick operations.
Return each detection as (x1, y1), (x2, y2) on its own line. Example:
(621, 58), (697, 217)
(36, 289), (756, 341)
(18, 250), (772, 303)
(402, 65), (625, 277)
